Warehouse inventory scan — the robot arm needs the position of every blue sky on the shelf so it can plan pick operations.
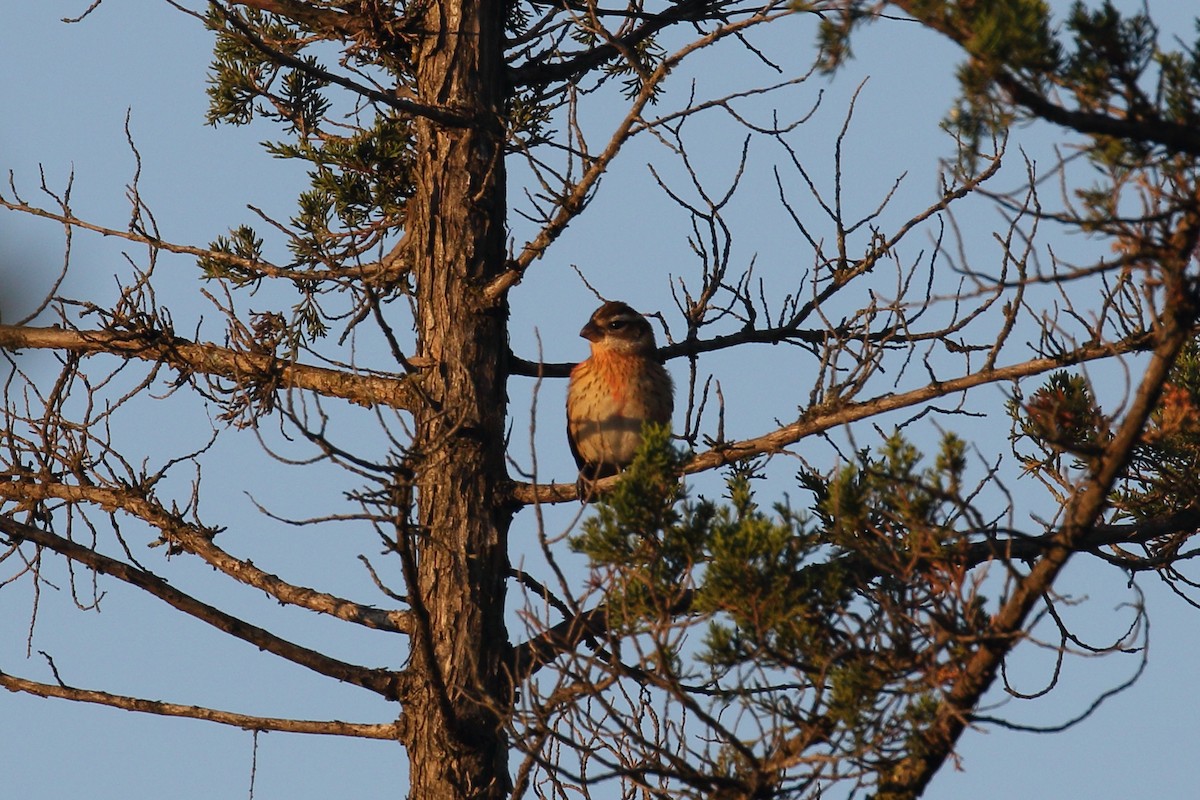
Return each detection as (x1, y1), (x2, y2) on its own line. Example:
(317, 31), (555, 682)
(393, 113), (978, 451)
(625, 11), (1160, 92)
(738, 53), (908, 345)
(1, 3), (1196, 798)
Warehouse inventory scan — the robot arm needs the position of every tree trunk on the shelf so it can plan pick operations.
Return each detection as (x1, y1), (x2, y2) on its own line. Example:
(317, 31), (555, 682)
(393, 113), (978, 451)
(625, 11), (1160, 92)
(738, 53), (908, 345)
(401, 2), (512, 798)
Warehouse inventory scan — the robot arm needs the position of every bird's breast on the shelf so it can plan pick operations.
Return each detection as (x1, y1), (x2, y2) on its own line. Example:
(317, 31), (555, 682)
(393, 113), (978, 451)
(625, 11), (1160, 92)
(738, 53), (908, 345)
(567, 350), (674, 473)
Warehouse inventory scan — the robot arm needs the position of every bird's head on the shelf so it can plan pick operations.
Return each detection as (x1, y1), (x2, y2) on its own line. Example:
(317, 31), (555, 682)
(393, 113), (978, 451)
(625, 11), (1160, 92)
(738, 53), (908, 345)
(580, 301), (659, 356)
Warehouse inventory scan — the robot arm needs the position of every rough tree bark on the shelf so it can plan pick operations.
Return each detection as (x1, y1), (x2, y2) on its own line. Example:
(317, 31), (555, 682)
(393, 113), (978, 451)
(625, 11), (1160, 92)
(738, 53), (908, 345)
(400, 2), (512, 797)
(5, 3), (1200, 799)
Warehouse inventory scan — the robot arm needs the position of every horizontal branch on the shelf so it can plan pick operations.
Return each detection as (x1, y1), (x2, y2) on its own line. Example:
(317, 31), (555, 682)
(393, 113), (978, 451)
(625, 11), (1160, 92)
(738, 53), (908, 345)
(967, 507), (1200, 564)
(509, 323), (828, 379)
(0, 669), (401, 739)
(0, 479), (411, 634)
(0, 324), (419, 411)
(507, 333), (1157, 504)
(0, 516), (402, 700)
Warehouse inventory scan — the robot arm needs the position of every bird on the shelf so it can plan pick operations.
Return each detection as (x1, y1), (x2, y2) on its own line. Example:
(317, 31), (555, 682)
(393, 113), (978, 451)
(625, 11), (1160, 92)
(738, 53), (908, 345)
(567, 300), (674, 484)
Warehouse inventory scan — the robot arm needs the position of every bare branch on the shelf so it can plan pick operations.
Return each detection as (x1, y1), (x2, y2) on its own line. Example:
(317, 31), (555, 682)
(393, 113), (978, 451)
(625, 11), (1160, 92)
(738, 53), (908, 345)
(0, 515), (403, 699)
(0, 669), (401, 739)
(508, 330), (1161, 504)
(0, 479), (412, 634)
(0, 324), (420, 411)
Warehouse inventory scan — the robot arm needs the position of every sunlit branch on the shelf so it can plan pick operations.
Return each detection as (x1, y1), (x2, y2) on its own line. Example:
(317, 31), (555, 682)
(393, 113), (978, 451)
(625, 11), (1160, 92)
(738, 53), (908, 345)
(0, 669), (401, 739)
(0, 479), (412, 633)
(0, 516), (402, 699)
(0, 325), (419, 411)
(507, 330), (1161, 504)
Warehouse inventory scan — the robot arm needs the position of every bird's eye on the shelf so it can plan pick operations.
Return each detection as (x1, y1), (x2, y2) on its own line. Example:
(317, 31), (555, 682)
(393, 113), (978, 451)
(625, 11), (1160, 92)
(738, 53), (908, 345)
(607, 319), (627, 330)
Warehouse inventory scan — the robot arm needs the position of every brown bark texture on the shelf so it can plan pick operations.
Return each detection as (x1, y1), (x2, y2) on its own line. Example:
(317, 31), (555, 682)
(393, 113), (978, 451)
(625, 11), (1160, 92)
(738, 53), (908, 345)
(398, 2), (514, 798)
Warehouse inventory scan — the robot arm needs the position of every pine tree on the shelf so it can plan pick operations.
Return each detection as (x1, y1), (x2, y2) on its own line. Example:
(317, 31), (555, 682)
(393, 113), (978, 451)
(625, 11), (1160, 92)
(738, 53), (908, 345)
(3, 2), (1200, 798)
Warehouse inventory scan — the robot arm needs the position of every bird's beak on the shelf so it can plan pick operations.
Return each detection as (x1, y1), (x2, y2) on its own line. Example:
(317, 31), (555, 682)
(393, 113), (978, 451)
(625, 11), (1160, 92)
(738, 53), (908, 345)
(580, 320), (602, 342)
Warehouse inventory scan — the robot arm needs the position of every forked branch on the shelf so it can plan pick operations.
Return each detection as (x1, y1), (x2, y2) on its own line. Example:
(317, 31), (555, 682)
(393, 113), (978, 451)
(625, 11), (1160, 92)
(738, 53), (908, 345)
(0, 516), (403, 700)
(507, 329), (1162, 504)
(0, 479), (412, 634)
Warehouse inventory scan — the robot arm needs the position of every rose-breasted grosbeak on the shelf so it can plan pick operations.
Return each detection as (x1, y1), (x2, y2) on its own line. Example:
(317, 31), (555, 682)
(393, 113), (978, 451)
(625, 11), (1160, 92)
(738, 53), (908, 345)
(567, 301), (674, 482)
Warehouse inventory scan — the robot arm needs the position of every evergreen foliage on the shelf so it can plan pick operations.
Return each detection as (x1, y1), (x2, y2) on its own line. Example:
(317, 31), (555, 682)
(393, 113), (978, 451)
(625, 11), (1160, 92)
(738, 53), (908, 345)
(5, 2), (1200, 799)
(571, 426), (992, 790)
